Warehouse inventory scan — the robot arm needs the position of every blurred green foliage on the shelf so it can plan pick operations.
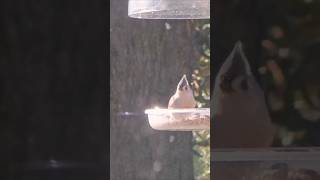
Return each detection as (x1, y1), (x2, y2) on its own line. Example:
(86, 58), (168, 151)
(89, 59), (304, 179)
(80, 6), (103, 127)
(190, 0), (320, 177)
(260, 0), (320, 146)
(188, 0), (320, 178)
(191, 20), (210, 180)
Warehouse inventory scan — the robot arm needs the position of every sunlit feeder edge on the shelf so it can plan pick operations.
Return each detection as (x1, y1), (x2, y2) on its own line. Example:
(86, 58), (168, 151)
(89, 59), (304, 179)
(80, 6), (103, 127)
(145, 108), (210, 131)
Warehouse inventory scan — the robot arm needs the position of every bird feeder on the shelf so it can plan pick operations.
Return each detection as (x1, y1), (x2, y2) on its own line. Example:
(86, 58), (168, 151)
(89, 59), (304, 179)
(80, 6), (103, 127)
(128, 0), (210, 19)
(144, 75), (209, 131)
(128, 1), (210, 130)
(145, 108), (210, 131)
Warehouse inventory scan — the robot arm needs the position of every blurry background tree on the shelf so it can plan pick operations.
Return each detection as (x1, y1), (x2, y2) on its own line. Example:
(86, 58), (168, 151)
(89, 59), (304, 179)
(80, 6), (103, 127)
(110, 0), (200, 179)
(259, 0), (320, 147)
(213, 0), (320, 147)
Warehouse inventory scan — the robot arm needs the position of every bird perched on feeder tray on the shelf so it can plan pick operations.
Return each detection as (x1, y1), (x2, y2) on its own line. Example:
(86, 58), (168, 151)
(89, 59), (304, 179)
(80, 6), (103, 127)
(168, 74), (197, 109)
(212, 41), (275, 148)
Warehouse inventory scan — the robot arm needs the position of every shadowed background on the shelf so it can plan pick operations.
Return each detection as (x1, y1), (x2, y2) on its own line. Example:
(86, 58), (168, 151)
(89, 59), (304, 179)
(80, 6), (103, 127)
(0, 1), (107, 179)
(212, 0), (320, 179)
(213, 0), (320, 148)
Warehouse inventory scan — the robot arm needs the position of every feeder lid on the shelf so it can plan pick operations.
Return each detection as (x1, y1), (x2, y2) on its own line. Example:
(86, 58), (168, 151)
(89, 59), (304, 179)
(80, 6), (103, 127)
(128, 0), (210, 19)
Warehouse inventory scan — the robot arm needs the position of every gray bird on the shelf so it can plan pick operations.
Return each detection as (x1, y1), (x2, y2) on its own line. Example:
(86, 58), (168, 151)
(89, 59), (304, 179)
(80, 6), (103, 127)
(212, 41), (275, 148)
(168, 74), (197, 109)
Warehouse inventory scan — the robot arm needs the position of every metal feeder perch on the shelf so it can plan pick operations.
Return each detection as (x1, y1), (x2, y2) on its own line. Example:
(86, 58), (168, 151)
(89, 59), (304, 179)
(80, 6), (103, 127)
(128, 0), (210, 19)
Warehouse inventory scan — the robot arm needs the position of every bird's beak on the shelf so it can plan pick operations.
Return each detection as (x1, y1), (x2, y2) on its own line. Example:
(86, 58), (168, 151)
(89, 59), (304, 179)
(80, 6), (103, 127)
(178, 74), (189, 90)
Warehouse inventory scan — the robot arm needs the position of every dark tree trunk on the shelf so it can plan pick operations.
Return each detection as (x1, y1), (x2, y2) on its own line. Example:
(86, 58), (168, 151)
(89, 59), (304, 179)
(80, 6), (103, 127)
(110, 0), (199, 180)
(0, 1), (107, 179)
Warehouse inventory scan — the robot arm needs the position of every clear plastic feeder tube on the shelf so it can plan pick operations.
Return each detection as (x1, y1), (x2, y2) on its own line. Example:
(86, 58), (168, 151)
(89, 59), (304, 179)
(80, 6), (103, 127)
(128, 0), (210, 19)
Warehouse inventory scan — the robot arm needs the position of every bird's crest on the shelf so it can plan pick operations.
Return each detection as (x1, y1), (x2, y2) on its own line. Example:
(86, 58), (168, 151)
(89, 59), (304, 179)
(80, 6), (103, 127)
(177, 74), (190, 91)
(213, 41), (252, 114)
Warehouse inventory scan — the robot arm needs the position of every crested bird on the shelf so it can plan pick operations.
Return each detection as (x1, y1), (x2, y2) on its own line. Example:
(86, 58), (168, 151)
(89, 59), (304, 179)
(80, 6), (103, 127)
(212, 41), (275, 148)
(212, 41), (276, 180)
(168, 74), (197, 109)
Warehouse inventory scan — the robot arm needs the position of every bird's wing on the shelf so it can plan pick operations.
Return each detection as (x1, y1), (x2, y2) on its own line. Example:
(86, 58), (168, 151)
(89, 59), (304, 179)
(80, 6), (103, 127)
(168, 95), (177, 108)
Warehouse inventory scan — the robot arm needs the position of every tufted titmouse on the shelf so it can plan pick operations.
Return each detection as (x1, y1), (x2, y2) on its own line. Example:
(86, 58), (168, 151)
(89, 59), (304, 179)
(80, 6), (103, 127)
(212, 41), (275, 148)
(168, 74), (197, 109)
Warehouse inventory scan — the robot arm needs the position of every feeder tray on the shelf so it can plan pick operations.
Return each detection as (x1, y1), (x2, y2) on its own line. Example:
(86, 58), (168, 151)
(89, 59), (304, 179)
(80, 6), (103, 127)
(144, 108), (210, 131)
(212, 148), (320, 179)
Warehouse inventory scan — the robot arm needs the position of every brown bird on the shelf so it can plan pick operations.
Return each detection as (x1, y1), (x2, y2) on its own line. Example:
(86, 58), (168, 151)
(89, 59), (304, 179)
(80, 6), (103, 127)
(168, 74), (197, 109)
(212, 41), (275, 148)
